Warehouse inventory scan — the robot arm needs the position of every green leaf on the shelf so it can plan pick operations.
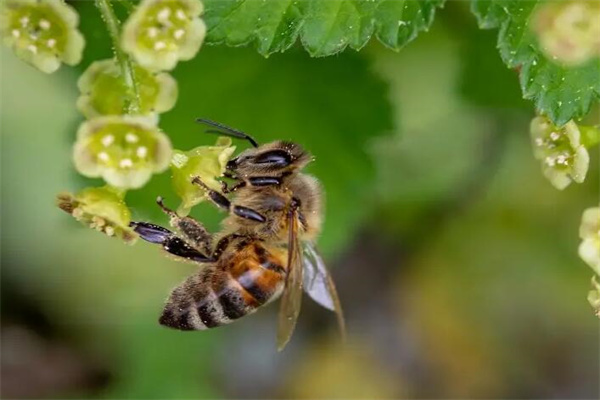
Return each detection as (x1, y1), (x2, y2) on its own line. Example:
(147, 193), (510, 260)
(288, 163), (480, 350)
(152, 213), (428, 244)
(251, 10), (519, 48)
(471, 0), (600, 126)
(203, 0), (445, 57)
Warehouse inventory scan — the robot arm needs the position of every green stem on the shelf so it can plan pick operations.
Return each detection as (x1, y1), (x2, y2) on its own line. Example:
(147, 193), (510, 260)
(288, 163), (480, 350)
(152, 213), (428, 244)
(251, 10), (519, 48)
(95, 0), (140, 114)
(580, 125), (600, 148)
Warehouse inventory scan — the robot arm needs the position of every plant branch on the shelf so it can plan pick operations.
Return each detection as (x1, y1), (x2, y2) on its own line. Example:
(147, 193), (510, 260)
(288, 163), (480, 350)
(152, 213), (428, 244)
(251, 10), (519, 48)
(95, 0), (140, 114)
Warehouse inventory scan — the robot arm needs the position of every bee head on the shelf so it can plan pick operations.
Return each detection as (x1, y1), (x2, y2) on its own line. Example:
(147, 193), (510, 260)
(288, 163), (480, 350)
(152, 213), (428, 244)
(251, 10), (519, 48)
(227, 141), (313, 177)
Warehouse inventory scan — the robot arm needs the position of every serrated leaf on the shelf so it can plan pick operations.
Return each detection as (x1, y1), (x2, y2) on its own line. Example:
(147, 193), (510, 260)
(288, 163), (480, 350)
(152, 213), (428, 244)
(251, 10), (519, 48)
(471, 0), (600, 125)
(204, 0), (445, 57)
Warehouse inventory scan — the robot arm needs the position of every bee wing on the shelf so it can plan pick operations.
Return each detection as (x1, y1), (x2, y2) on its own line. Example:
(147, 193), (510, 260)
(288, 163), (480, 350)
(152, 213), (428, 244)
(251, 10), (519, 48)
(303, 242), (346, 340)
(276, 207), (303, 351)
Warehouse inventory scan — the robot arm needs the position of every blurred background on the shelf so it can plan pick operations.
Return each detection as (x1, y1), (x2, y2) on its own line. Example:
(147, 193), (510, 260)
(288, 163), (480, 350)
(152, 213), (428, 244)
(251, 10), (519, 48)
(1, 2), (599, 399)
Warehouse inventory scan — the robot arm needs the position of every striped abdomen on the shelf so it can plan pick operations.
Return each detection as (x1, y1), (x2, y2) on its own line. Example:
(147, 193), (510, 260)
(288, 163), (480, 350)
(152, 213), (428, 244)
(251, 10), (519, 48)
(159, 242), (286, 330)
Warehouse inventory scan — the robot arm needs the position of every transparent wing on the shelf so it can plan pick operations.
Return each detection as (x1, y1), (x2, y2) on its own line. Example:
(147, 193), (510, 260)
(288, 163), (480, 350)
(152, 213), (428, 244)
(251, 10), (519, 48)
(276, 208), (303, 351)
(303, 242), (346, 340)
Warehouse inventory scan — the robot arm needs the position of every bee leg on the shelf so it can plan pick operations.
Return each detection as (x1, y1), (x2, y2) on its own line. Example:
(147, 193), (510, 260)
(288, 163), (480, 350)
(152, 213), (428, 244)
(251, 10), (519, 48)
(156, 197), (213, 254)
(192, 177), (266, 223)
(192, 176), (231, 210)
(248, 177), (282, 187)
(129, 222), (212, 263)
(220, 179), (246, 194)
(232, 206), (266, 222)
(207, 233), (242, 262)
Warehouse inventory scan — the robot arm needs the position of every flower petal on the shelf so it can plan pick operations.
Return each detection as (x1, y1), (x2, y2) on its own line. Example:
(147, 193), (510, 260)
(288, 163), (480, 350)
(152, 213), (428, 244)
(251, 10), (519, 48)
(73, 115), (173, 190)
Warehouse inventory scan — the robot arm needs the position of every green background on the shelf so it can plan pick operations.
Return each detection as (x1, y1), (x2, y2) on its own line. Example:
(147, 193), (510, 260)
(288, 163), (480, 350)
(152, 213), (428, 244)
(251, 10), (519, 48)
(1, 2), (598, 398)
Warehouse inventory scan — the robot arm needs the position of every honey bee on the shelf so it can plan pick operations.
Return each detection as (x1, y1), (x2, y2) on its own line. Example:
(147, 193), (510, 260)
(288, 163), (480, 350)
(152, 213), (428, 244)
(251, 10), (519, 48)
(130, 119), (345, 350)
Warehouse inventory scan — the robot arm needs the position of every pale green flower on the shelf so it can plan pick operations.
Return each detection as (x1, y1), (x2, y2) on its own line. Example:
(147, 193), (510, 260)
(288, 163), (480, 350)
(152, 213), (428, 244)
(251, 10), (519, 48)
(588, 276), (600, 318)
(57, 186), (137, 243)
(0, 0), (84, 73)
(530, 116), (589, 190)
(533, 1), (600, 66)
(122, 0), (206, 71)
(578, 206), (600, 276)
(170, 137), (236, 215)
(77, 58), (178, 119)
(73, 116), (172, 189)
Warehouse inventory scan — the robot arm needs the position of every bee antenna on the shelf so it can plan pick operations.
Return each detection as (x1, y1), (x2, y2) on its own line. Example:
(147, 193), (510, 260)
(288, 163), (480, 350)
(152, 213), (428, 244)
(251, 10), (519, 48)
(196, 118), (259, 148)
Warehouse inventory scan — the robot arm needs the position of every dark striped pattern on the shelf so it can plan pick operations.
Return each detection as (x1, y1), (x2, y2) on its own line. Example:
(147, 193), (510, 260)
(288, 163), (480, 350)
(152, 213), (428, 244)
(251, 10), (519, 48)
(237, 271), (270, 305)
(218, 287), (248, 320)
(159, 241), (286, 331)
(197, 298), (221, 328)
(159, 306), (195, 331)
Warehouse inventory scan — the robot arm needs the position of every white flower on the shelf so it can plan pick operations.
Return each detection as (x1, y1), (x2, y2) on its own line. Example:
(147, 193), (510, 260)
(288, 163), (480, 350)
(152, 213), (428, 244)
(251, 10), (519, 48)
(122, 0), (206, 71)
(77, 58), (178, 118)
(578, 206), (600, 276)
(0, 0), (84, 73)
(530, 116), (589, 190)
(73, 116), (172, 189)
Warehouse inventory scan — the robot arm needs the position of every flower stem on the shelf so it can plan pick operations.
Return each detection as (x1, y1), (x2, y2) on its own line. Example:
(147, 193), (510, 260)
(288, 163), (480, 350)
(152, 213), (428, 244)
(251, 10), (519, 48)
(95, 0), (140, 114)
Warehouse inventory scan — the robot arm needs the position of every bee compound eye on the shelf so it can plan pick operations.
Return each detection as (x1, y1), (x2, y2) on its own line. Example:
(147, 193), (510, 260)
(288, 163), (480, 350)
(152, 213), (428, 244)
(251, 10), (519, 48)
(253, 150), (291, 167)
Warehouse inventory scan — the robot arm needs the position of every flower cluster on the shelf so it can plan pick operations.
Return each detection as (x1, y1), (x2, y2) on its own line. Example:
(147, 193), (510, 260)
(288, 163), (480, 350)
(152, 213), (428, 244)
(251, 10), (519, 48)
(533, 1), (600, 66)
(57, 186), (137, 243)
(530, 116), (589, 190)
(73, 116), (172, 189)
(122, 0), (206, 71)
(0, 0), (84, 73)
(77, 58), (178, 119)
(170, 137), (236, 215)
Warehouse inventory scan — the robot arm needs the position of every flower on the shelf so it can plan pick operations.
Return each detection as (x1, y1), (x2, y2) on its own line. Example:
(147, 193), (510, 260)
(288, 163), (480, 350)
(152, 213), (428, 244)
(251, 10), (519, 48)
(77, 58), (178, 119)
(533, 1), (600, 66)
(0, 0), (84, 73)
(530, 116), (589, 190)
(122, 0), (206, 71)
(170, 137), (236, 215)
(57, 186), (137, 243)
(578, 206), (600, 276)
(588, 276), (600, 318)
(73, 115), (172, 189)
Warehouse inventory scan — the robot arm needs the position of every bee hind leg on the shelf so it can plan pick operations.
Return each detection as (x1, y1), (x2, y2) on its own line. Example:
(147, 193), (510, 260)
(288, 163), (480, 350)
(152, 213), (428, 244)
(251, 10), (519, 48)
(129, 221), (212, 263)
(156, 197), (213, 254)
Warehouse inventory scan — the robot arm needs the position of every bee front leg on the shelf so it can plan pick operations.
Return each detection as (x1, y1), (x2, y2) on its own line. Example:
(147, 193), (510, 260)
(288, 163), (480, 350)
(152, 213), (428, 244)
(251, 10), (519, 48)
(130, 222), (212, 263)
(192, 177), (266, 223)
(156, 197), (213, 254)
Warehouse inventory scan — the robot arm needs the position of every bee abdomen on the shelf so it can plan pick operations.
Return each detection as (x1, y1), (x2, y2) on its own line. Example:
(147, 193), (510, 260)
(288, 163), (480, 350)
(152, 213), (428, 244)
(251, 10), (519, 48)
(159, 244), (285, 331)
(159, 268), (276, 331)
(159, 267), (231, 331)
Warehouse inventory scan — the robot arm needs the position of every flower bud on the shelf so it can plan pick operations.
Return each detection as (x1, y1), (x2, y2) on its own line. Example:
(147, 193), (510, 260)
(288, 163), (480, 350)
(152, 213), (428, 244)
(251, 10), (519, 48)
(170, 137), (236, 215)
(57, 186), (137, 243)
